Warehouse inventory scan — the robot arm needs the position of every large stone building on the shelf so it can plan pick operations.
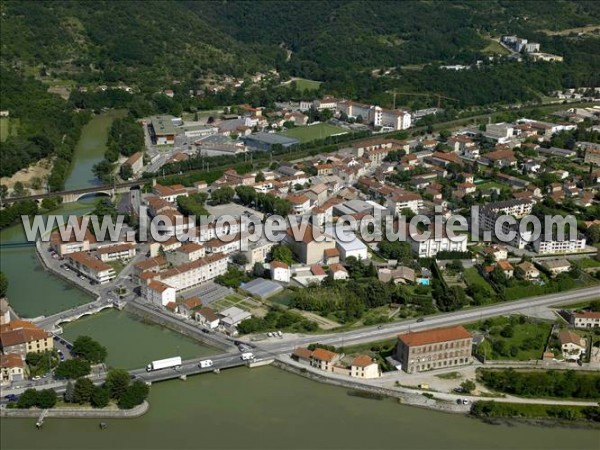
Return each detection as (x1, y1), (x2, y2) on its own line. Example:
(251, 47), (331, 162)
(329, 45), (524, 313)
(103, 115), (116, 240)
(395, 326), (472, 373)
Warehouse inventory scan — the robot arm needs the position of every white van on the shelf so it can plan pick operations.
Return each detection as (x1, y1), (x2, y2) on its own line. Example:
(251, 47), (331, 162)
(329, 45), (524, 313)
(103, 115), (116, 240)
(199, 359), (213, 368)
(241, 352), (254, 361)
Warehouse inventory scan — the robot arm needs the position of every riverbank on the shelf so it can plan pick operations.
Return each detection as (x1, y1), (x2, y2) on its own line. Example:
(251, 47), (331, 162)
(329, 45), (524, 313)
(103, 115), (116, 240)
(273, 357), (467, 414)
(0, 400), (149, 419)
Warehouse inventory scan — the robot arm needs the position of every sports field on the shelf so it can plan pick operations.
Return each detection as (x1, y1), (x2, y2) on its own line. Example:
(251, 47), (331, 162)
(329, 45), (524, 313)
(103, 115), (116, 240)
(281, 123), (348, 143)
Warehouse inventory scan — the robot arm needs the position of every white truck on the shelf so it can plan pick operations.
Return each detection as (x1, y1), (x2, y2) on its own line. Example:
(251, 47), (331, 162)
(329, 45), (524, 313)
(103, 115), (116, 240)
(146, 356), (182, 372)
(199, 359), (213, 368)
(241, 352), (254, 361)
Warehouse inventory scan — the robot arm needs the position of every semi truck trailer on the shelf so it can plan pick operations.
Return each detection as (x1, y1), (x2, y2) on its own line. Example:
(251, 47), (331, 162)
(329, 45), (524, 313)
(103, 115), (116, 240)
(146, 356), (182, 371)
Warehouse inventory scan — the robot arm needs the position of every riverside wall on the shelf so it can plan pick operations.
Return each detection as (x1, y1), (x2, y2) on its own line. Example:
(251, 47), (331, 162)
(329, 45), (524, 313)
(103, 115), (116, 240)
(1, 400), (149, 419)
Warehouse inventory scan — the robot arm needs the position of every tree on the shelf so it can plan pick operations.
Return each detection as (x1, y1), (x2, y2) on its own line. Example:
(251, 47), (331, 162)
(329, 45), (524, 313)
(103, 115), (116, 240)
(13, 181), (26, 197)
(210, 186), (235, 205)
(118, 380), (149, 409)
(255, 172), (265, 183)
(460, 379), (476, 394)
(64, 381), (75, 403)
(36, 389), (57, 408)
(72, 336), (107, 363)
(54, 359), (91, 379)
(231, 252), (248, 265)
(0, 271), (7, 297)
(271, 245), (294, 266)
(91, 386), (110, 408)
(105, 368), (130, 399)
(17, 389), (38, 409)
(120, 163), (134, 180)
(73, 377), (95, 404)
(252, 262), (265, 277)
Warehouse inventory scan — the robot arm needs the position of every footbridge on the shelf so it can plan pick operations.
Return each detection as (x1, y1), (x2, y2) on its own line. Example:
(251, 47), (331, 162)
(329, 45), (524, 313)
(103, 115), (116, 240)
(33, 300), (117, 332)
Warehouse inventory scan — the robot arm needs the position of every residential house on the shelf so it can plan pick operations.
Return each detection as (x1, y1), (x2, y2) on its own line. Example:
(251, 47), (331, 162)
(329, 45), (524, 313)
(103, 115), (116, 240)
(194, 307), (220, 329)
(497, 260), (514, 278)
(559, 330), (586, 359)
(177, 297), (203, 318)
(0, 353), (25, 384)
(570, 311), (600, 329)
(271, 261), (291, 283)
(145, 280), (176, 307)
(350, 355), (380, 379)
(377, 266), (416, 284)
(541, 259), (571, 276)
(329, 263), (349, 280)
(310, 348), (341, 372)
(515, 261), (540, 280)
(123, 152), (144, 175)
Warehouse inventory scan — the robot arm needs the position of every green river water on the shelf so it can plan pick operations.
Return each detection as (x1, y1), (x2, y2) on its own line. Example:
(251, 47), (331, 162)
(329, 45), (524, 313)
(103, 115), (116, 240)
(1, 111), (598, 449)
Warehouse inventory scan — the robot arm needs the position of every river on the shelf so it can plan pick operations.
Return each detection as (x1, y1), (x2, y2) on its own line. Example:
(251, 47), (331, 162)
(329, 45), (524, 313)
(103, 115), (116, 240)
(1, 111), (599, 450)
(64, 109), (127, 191)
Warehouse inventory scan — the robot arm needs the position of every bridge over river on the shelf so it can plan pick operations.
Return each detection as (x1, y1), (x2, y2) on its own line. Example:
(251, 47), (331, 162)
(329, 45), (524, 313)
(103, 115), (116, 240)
(1, 179), (153, 205)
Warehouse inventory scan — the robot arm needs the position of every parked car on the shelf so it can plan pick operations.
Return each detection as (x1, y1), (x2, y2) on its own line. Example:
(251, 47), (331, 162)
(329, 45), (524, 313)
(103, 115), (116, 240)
(416, 318), (425, 323)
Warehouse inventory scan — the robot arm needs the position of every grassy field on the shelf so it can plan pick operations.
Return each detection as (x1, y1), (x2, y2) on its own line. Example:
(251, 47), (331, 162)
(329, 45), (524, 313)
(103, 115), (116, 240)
(0, 117), (19, 142)
(281, 123), (348, 143)
(468, 316), (552, 361)
(463, 268), (495, 295)
(481, 37), (511, 55)
(292, 78), (322, 91)
(577, 258), (600, 269)
(476, 181), (504, 191)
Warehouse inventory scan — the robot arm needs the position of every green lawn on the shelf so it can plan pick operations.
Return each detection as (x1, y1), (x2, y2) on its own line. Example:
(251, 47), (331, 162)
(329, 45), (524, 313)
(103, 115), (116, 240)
(468, 316), (552, 361)
(463, 268), (494, 295)
(476, 181), (504, 191)
(481, 38), (511, 55)
(281, 123), (348, 143)
(292, 78), (322, 92)
(577, 258), (600, 269)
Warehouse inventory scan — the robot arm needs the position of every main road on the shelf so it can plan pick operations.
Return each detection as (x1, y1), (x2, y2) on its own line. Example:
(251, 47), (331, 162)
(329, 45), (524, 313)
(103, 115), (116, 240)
(4, 284), (597, 398)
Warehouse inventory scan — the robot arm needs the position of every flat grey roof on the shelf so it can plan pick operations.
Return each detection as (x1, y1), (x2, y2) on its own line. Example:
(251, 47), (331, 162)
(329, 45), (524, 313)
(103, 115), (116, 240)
(150, 116), (177, 136)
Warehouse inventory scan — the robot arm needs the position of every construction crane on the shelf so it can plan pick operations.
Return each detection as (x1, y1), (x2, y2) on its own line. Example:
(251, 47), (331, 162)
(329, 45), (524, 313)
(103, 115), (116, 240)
(391, 91), (459, 109)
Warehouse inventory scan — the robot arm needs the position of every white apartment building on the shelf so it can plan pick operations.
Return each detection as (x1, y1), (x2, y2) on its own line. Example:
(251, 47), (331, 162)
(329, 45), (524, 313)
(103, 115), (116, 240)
(533, 237), (587, 255)
(409, 232), (468, 258)
(386, 192), (423, 215)
(97, 243), (137, 262)
(154, 253), (228, 291)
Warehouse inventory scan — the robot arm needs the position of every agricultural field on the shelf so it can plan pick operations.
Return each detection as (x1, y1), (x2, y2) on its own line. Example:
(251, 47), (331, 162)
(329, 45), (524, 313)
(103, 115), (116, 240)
(281, 123), (348, 143)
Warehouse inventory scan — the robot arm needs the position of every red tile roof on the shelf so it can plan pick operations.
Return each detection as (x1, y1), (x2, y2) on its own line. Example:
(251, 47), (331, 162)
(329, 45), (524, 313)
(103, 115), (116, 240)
(311, 348), (338, 362)
(398, 326), (471, 347)
(351, 355), (375, 367)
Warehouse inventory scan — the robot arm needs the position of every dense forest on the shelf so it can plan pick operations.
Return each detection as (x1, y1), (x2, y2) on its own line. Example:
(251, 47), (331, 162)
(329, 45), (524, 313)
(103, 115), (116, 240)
(1, 1), (600, 180)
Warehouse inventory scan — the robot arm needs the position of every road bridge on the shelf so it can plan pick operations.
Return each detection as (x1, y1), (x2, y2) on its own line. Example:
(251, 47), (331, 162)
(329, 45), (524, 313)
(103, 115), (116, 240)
(33, 299), (116, 332)
(1, 179), (151, 206)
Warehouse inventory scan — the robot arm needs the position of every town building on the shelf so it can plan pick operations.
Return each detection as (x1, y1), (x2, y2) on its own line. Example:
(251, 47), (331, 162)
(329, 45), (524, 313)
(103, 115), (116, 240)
(123, 152), (144, 175)
(66, 252), (116, 284)
(350, 355), (380, 379)
(533, 236), (587, 255)
(558, 330), (586, 359)
(166, 242), (206, 266)
(270, 261), (291, 283)
(0, 353), (24, 384)
(0, 320), (53, 358)
(148, 116), (176, 145)
(284, 225), (337, 265)
(328, 263), (349, 280)
(395, 326), (472, 373)
(218, 306), (252, 331)
(515, 261), (540, 280)
(145, 280), (177, 307)
(570, 311), (600, 329)
(97, 243), (136, 262)
(541, 259), (571, 276)
(194, 307), (220, 329)
(310, 348), (341, 372)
